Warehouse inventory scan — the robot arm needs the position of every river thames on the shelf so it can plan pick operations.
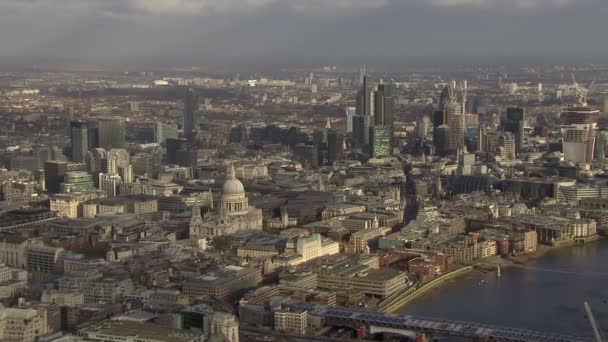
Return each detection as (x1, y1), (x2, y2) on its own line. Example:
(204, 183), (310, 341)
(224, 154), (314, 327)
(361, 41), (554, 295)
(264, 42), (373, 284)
(404, 239), (608, 339)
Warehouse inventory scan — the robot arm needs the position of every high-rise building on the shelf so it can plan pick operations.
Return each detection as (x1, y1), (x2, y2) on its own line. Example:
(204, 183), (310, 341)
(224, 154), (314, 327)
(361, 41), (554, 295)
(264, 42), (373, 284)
(596, 130), (608, 160)
(434, 125), (451, 156)
(345, 107), (356, 133)
(70, 121), (89, 163)
(497, 132), (516, 161)
(154, 123), (178, 145)
(99, 173), (123, 197)
(183, 88), (200, 141)
(353, 72), (374, 146)
(327, 129), (344, 164)
(374, 84), (395, 128)
(370, 125), (391, 158)
(561, 107), (600, 164)
(98, 117), (126, 150)
(505, 107), (525, 154)
(44, 161), (68, 194)
(434, 84), (465, 154)
(352, 115), (372, 148)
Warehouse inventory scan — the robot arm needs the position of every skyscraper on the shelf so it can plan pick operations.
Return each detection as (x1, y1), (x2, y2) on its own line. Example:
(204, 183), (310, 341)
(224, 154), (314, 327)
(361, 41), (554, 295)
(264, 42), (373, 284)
(504, 107), (525, 154)
(345, 107), (356, 134)
(434, 84), (465, 154)
(70, 121), (89, 163)
(183, 88), (200, 141)
(352, 115), (372, 147)
(370, 125), (391, 158)
(374, 84), (395, 128)
(561, 107), (600, 164)
(44, 161), (68, 193)
(327, 129), (344, 164)
(98, 117), (126, 150)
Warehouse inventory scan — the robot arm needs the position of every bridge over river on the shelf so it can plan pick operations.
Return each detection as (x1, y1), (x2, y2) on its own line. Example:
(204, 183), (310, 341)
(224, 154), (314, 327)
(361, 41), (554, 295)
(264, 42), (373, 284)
(287, 304), (591, 342)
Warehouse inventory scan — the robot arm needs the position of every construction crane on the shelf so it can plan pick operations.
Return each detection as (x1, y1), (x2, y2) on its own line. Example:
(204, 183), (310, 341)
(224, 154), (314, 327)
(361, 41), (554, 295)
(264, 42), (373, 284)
(571, 73), (589, 107)
(584, 301), (604, 342)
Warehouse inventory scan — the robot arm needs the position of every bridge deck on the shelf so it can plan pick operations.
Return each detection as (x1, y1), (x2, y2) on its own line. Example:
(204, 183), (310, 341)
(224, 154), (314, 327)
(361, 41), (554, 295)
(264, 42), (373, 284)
(288, 304), (591, 342)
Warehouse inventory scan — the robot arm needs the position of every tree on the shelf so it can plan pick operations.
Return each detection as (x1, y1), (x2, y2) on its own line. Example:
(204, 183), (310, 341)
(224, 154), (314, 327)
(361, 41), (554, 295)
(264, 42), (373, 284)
(210, 236), (233, 253)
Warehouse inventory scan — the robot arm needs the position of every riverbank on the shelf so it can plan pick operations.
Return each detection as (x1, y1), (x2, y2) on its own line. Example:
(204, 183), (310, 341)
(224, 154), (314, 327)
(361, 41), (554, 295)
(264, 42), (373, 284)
(480, 234), (603, 270)
(381, 266), (474, 313)
(382, 236), (604, 313)
(401, 238), (608, 334)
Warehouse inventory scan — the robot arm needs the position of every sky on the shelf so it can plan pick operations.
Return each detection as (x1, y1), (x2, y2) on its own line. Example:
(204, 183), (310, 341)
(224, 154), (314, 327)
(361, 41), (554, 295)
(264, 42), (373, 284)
(0, 0), (606, 68)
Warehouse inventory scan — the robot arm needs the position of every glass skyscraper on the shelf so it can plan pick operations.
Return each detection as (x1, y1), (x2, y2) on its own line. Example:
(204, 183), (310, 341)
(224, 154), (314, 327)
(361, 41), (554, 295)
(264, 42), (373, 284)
(98, 117), (126, 150)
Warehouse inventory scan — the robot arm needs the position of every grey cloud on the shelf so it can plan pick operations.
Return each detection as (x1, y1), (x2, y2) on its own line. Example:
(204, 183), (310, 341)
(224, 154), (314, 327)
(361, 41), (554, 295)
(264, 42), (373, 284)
(0, 0), (605, 67)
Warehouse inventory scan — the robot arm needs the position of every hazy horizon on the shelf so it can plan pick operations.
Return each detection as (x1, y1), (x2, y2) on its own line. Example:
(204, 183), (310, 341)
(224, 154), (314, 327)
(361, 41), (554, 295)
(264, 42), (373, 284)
(1, 0), (606, 69)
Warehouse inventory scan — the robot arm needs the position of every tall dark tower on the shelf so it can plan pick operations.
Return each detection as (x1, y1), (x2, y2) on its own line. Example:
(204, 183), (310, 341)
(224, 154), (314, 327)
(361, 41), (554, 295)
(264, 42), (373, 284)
(70, 121), (89, 163)
(327, 129), (344, 164)
(505, 107), (525, 154)
(44, 161), (68, 193)
(374, 84), (395, 127)
(183, 88), (199, 141)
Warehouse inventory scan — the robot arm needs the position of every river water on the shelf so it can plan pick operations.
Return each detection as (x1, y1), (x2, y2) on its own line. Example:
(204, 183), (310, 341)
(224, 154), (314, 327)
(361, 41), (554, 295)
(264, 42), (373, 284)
(403, 239), (608, 339)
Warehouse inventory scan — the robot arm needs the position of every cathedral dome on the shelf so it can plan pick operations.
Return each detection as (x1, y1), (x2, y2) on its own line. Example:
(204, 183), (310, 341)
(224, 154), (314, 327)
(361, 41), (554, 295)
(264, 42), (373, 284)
(223, 179), (245, 195)
(222, 164), (245, 195)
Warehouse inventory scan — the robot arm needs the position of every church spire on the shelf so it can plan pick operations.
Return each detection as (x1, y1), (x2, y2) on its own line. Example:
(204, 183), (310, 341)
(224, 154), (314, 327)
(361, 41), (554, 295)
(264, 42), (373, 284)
(228, 164), (236, 180)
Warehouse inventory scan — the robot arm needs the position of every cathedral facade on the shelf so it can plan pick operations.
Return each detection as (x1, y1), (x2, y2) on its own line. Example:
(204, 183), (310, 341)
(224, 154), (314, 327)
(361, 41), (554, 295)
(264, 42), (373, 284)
(190, 165), (263, 238)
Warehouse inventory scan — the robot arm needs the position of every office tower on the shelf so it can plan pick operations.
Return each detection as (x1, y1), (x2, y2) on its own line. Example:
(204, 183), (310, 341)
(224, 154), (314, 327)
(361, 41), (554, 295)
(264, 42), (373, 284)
(561, 107), (600, 164)
(374, 84), (395, 128)
(44, 161), (68, 193)
(88, 125), (99, 149)
(70, 121), (89, 163)
(166, 138), (191, 165)
(497, 132), (516, 161)
(457, 153), (475, 176)
(313, 128), (328, 148)
(345, 107), (356, 133)
(183, 88), (200, 141)
(433, 84), (465, 154)
(327, 129), (344, 164)
(370, 125), (391, 158)
(465, 127), (481, 152)
(434, 125), (450, 156)
(293, 144), (319, 169)
(98, 117), (126, 150)
(356, 74), (373, 117)
(417, 116), (431, 139)
(60, 171), (95, 193)
(447, 112), (465, 151)
(604, 97), (608, 114)
(154, 123), (178, 145)
(230, 125), (250, 144)
(596, 130), (608, 160)
(504, 108), (525, 154)
(129, 101), (140, 112)
(352, 115), (372, 147)
(99, 173), (123, 197)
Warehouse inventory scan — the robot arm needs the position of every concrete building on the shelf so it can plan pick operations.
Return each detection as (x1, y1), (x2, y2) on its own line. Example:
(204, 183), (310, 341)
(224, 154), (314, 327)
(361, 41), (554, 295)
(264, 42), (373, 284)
(210, 312), (239, 342)
(274, 308), (307, 336)
(0, 236), (43, 269)
(0, 307), (46, 342)
(78, 320), (202, 342)
(561, 107), (600, 164)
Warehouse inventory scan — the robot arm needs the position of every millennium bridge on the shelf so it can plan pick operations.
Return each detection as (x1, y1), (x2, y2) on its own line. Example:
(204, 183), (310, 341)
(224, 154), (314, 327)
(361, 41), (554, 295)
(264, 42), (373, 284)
(287, 304), (591, 342)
